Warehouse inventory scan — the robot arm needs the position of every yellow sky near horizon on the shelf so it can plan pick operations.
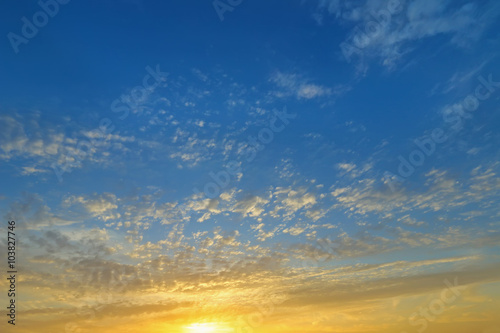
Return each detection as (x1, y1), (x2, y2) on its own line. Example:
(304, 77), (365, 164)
(2, 253), (500, 333)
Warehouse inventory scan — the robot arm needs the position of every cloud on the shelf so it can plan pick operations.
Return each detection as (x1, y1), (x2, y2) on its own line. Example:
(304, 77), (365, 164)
(297, 84), (332, 99)
(169, 129), (217, 168)
(20, 166), (49, 175)
(232, 195), (269, 217)
(271, 187), (318, 220)
(4, 192), (77, 229)
(0, 113), (139, 177)
(0, 114), (68, 168)
(336, 162), (372, 178)
(269, 71), (347, 100)
(65, 193), (119, 221)
(318, 0), (500, 70)
(430, 59), (491, 95)
(7, 184), (500, 333)
(330, 161), (500, 218)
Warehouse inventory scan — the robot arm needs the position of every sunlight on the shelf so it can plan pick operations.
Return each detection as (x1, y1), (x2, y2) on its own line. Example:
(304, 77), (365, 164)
(184, 322), (232, 333)
(185, 323), (217, 333)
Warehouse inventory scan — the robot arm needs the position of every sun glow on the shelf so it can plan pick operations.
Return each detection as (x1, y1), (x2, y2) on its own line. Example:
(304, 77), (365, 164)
(184, 322), (232, 333)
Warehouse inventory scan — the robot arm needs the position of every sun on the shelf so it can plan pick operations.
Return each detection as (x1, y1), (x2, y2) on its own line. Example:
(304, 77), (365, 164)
(184, 322), (231, 333)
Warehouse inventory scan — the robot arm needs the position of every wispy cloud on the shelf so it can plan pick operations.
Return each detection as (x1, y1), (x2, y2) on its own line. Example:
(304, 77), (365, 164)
(269, 71), (349, 99)
(317, 0), (500, 71)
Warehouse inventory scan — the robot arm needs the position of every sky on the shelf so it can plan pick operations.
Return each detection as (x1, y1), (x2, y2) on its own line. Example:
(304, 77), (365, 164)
(0, 0), (500, 332)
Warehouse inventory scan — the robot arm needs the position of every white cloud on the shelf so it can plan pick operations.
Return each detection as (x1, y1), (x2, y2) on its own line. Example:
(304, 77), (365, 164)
(232, 195), (269, 217)
(65, 193), (119, 220)
(21, 166), (49, 175)
(269, 71), (347, 100)
(271, 187), (318, 220)
(0, 113), (139, 177)
(169, 130), (216, 168)
(318, 0), (500, 70)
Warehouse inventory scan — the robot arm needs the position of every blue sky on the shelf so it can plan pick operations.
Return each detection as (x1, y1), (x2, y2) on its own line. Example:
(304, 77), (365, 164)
(1, 1), (500, 332)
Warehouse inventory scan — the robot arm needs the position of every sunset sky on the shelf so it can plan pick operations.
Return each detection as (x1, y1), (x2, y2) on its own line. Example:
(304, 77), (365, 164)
(1, 0), (500, 332)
